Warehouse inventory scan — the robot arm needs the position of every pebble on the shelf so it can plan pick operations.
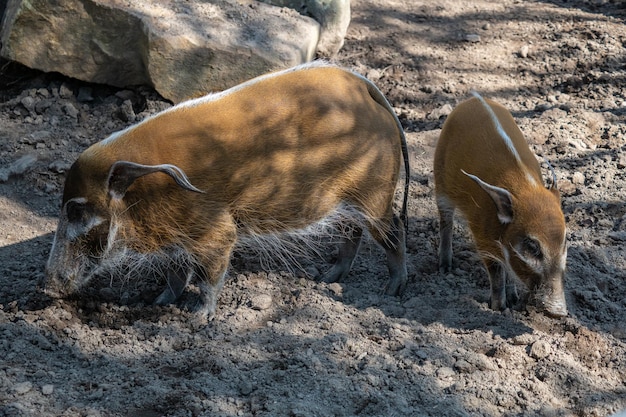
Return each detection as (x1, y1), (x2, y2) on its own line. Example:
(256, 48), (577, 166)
(529, 340), (552, 360)
(327, 282), (343, 297)
(519, 45), (530, 58)
(0, 154), (38, 182)
(428, 103), (453, 120)
(13, 381), (33, 395)
(437, 366), (456, 379)
(22, 130), (51, 145)
(511, 334), (535, 346)
(115, 90), (136, 101)
(117, 99), (136, 122)
(59, 83), (73, 99)
(250, 294), (272, 311)
(239, 380), (254, 395)
(571, 172), (585, 185)
(49, 160), (72, 174)
(77, 87), (94, 102)
(21, 96), (36, 112)
(42, 384), (54, 395)
(64, 102), (79, 119)
(464, 34), (481, 42)
(454, 359), (473, 373)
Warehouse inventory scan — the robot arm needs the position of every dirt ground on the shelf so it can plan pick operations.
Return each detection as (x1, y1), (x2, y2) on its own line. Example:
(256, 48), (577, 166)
(1, 0), (626, 416)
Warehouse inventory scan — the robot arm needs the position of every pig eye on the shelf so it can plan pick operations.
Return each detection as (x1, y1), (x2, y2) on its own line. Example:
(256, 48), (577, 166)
(64, 198), (104, 240)
(522, 237), (543, 260)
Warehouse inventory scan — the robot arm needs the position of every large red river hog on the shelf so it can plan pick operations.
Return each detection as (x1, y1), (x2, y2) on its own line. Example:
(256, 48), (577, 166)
(45, 62), (410, 322)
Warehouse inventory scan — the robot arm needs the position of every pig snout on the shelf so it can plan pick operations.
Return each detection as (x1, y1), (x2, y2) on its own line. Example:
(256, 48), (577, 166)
(43, 265), (76, 299)
(532, 278), (567, 318)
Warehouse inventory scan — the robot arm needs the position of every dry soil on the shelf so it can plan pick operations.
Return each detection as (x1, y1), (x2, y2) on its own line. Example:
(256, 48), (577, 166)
(1, 0), (625, 416)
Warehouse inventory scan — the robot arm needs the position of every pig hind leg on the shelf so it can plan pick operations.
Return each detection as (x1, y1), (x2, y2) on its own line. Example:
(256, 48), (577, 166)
(369, 214), (408, 296)
(320, 223), (363, 284)
(436, 195), (455, 273)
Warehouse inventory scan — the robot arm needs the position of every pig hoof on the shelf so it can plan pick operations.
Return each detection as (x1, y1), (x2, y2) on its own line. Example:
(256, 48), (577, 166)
(438, 262), (452, 274)
(154, 288), (177, 306)
(383, 279), (406, 296)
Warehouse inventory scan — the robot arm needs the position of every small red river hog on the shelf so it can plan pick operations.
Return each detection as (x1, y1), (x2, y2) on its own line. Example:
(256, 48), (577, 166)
(45, 62), (410, 321)
(433, 92), (567, 317)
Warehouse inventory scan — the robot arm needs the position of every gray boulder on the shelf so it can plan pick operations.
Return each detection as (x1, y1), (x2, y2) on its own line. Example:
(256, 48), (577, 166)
(259, 0), (351, 58)
(0, 0), (323, 103)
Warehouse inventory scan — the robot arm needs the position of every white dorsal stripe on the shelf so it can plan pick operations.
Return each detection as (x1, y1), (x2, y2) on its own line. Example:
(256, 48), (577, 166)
(101, 61), (333, 146)
(471, 91), (522, 164)
(471, 92), (537, 186)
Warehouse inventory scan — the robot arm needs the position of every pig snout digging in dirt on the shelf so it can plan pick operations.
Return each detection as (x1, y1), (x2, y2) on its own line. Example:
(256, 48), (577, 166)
(45, 62), (410, 323)
(434, 92), (568, 317)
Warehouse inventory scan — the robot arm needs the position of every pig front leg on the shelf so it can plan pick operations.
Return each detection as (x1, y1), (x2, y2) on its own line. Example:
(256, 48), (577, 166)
(486, 259), (507, 311)
(154, 265), (193, 306)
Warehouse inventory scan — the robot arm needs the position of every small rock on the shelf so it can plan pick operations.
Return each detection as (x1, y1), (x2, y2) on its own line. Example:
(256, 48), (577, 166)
(366, 68), (382, 81)
(49, 160), (72, 174)
(529, 340), (551, 360)
(239, 380), (254, 395)
(511, 334), (535, 345)
(64, 102), (79, 119)
(13, 381), (33, 395)
(33, 130), (53, 141)
(0, 154), (37, 182)
(34, 99), (53, 114)
(117, 99), (136, 122)
(59, 83), (73, 99)
(41, 384), (54, 395)
(115, 90), (136, 101)
(464, 34), (481, 43)
(77, 87), (94, 102)
(250, 294), (272, 311)
(43, 182), (57, 193)
(454, 359), (473, 373)
(436, 366), (455, 379)
(571, 172), (585, 185)
(20, 96), (36, 112)
(568, 138), (588, 150)
(415, 350), (429, 361)
(428, 103), (454, 120)
(519, 45), (530, 58)
(327, 282), (343, 297)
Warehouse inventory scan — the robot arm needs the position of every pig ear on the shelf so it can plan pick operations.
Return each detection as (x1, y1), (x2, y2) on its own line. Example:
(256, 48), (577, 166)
(461, 170), (513, 224)
(107, 161), (204, 200)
